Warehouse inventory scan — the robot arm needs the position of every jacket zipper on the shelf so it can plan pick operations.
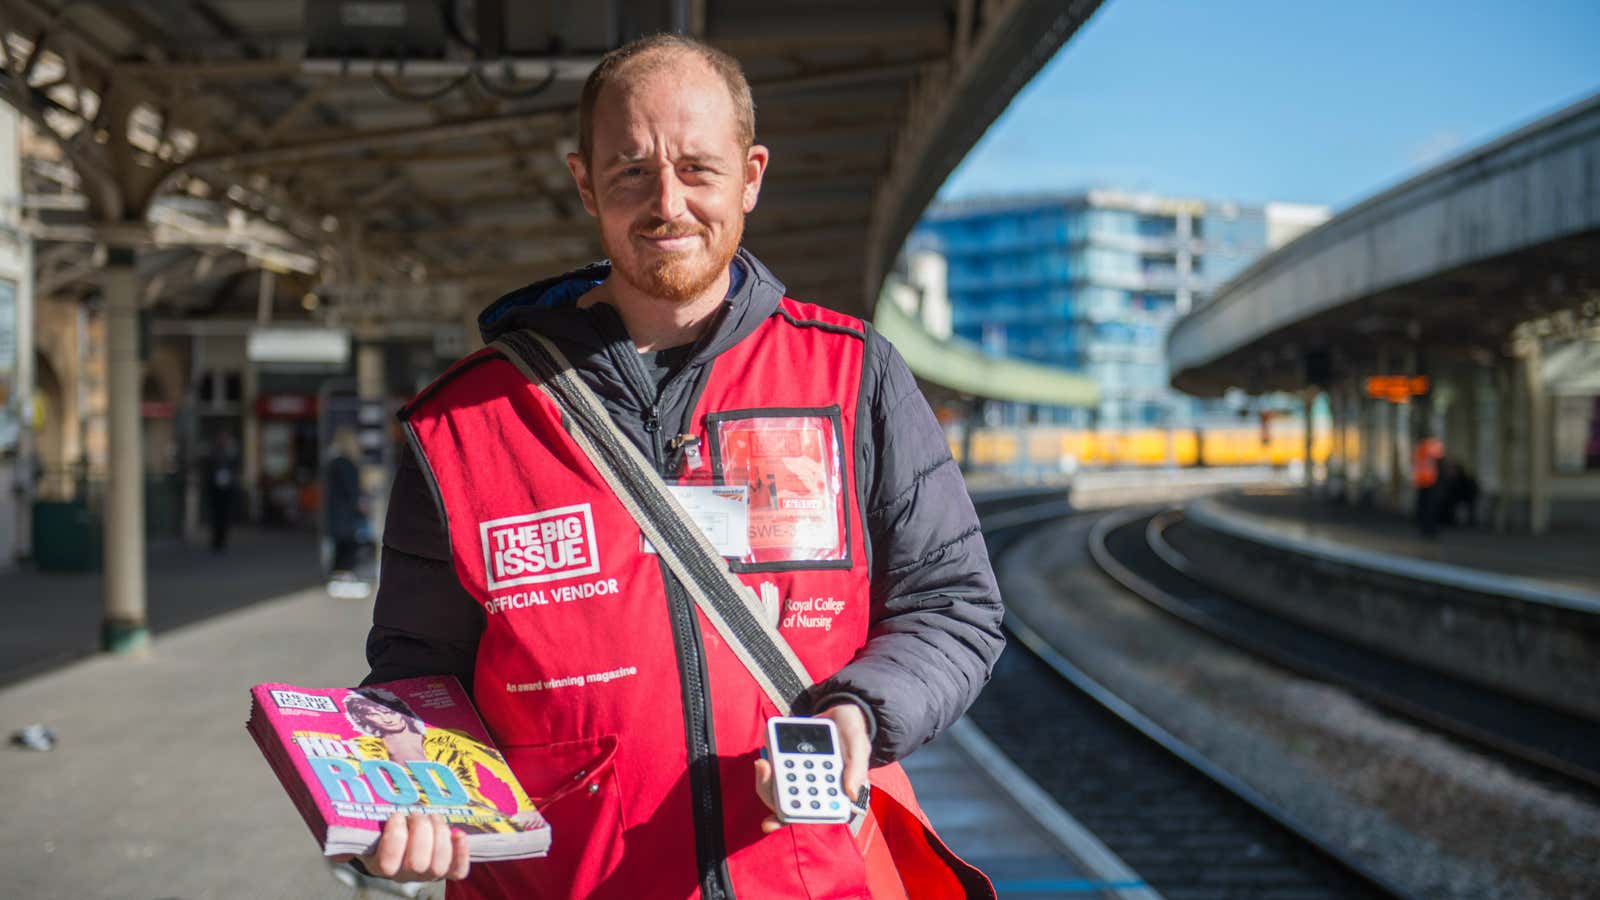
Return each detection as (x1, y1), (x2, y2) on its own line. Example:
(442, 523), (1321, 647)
(624, 343), (734, 899)
(644, 402), (664, 472)
(662, 564), (734, 899)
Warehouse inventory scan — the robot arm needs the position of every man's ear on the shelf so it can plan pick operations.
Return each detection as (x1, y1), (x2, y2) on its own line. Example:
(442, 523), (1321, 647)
(566, 152), (600, 217)
(742, 144), (770, 213)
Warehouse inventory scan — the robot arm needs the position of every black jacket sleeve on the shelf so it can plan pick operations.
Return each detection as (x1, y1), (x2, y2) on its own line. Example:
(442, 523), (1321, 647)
(805, 330), (1005, 764)
(362, 442), (485, 694)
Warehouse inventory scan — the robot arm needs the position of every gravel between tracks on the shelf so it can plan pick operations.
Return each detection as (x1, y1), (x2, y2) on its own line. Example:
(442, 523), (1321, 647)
(998, 514), (1600, 900)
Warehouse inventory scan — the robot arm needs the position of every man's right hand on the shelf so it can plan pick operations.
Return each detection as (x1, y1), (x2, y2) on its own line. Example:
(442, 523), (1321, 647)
(331, 812), (470, 883)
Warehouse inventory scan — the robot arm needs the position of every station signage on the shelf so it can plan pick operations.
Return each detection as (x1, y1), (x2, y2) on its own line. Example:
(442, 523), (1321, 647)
(1365, 375), (1430, 402)
(247, 327), (351, 367)
(257, 394), (319, 419)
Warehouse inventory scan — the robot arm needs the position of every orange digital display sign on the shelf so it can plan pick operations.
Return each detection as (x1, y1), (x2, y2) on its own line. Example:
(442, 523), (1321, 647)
(1364, 375), (1430, 402)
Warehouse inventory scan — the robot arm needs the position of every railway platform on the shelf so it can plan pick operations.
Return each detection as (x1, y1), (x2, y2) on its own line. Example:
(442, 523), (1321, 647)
(1167, 485), (1600, 730)
(1193, 486), (1600, 603)
(0, 556), (1155, 899)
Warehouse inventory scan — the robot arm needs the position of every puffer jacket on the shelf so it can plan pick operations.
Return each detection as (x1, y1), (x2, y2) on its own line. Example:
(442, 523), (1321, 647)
(366, 247), (1004, 768)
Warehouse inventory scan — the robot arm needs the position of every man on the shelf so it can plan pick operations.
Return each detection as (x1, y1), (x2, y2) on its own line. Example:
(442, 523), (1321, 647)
(353, 34), (1003, 899)
(324, 427), (366, 578)
(1413, 430), (1445, 538)
(203, 430), (239, 552)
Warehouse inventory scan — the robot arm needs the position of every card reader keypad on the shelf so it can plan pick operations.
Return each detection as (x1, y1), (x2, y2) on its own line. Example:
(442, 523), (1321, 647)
(769, 717), (851, 823)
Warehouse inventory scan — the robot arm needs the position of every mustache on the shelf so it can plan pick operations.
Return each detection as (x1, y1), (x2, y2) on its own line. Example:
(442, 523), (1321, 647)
(636, 220), (707, 239)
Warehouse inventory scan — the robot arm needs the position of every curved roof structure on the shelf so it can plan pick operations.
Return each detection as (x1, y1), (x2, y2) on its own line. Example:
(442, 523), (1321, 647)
(0, 0), (1102, 327)
(1169, 91), (1600, 396)
(873, 288), (1099, 408)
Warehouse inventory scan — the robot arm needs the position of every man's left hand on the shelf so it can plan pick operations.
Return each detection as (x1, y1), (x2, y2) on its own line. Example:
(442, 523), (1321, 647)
(753, 703), (871, 833)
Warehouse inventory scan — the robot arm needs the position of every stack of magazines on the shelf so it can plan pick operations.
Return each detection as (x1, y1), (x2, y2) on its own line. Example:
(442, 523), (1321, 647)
(247, 675), (551, 861)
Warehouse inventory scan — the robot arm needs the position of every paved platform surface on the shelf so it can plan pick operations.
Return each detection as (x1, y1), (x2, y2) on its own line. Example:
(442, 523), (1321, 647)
(0, 563), (1124, 899)
(0, 527), (325, 686)
(902, 725), (1128, 899)
(1210, 486), (1600, 597)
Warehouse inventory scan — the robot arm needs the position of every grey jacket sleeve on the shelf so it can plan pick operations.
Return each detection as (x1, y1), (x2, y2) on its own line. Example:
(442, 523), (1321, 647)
(362, 443), (485, 694)
(805, 330), (1005, 764)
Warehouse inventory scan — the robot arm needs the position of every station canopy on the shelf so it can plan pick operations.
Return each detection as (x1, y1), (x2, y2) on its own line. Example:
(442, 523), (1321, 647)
(0, 0), (1102, 334)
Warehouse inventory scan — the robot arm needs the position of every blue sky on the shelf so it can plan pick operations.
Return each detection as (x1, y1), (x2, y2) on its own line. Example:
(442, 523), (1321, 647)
(938, 0), (1600, 210)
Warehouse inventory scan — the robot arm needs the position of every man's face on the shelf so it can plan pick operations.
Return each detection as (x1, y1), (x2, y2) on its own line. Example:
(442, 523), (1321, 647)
(568, 55), (768, 303)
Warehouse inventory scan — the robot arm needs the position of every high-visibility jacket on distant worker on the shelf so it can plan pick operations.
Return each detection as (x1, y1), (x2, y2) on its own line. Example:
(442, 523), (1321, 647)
(389, 250), (1002, 900)
(1413, 437), (1445, 488)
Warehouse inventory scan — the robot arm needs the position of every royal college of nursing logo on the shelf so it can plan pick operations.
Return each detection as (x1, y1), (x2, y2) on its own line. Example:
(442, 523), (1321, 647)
(481, 504), (601, 589)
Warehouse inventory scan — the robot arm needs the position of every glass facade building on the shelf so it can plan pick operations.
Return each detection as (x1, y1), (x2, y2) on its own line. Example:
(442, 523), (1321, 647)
(912, 190), (1324, 428)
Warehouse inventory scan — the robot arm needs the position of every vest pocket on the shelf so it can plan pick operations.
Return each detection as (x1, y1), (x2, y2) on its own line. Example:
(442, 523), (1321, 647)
(500, 734), (625, 891)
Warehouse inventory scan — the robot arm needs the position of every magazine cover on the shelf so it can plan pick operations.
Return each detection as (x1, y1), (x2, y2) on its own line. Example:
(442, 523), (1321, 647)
(247, 675), (550, 860)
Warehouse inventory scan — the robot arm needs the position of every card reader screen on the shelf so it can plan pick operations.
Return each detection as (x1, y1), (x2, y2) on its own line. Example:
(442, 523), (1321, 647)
(776, 723), (834, 755)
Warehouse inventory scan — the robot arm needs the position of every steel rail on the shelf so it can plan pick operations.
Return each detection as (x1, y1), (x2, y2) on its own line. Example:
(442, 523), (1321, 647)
(973, 503), (1414, 899)
(1091, 506), (1600, 793)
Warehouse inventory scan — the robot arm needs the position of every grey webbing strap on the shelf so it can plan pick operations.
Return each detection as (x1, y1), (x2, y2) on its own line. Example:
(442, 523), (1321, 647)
(492, 330), (813, 713)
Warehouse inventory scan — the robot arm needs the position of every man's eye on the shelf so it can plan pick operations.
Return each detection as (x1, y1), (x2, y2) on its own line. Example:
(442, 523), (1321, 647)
(620, 167), (646, 177)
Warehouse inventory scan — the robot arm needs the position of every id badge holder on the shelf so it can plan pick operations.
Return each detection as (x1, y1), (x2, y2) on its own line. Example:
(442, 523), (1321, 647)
(709, 410), (850, 569)
(642, 476), (752, 560)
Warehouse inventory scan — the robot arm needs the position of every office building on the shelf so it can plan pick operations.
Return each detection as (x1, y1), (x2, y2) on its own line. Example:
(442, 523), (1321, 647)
(912, 189), (1327, 427)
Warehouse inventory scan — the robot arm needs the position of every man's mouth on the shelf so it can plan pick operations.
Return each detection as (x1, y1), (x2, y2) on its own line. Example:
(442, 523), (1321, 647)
(637, 226), (704, 252)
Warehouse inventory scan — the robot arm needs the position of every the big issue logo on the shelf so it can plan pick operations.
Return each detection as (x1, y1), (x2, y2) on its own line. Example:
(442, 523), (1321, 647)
(481, 504), (602, 590)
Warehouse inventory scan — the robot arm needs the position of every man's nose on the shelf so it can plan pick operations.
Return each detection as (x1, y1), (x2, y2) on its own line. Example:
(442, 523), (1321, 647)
(652, 168), (686, 220)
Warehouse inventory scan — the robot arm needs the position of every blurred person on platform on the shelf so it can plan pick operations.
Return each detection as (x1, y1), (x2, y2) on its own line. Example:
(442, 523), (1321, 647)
(1442, 459), (1479, 527)
(203, 430), (239, 552)
(1413, 430), (1446, 538)
(325, 427), (367, 578)
(353, 33), (1003, 899)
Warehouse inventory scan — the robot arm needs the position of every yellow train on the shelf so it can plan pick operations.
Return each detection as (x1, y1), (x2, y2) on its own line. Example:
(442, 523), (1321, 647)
(955, 425), (1342, 469)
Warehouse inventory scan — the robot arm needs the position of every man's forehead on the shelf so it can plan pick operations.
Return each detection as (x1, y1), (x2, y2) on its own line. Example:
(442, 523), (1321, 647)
(593, 56), (737, 133)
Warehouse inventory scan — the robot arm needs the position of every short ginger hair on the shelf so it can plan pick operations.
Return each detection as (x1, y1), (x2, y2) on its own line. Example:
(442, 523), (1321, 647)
(577, 34), (755, 164)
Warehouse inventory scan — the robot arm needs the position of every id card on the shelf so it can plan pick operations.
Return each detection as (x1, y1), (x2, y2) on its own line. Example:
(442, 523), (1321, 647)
(643, 484), (752, 558)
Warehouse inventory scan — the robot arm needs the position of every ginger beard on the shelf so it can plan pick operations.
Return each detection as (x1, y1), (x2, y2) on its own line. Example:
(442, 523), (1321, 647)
(604, 208), (744, 304)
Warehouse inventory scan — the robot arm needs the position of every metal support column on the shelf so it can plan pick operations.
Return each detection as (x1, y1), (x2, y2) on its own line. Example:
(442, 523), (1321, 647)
(1494, 357), (1516, 533)
(1326, 387), (1340, 486)
(1338, 382), (1354, 501)
(356, 342), (388, 539)
(1359, 390), (1376, 503)
(959, 397), (982, 473)
(1525, 340), (1550, 535)
(101, 247), (147, 652)
(241, 358), (261, 520)
(1303, 391), (1316, 492)
(1350, 383), (1365, 501)
(242, 270), (270, 520)
(12, 226), (34, 561)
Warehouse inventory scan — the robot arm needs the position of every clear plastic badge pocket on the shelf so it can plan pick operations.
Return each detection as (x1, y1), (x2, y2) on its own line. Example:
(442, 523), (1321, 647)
(641, 477), (752, 559)
(707, 408), (850, 571)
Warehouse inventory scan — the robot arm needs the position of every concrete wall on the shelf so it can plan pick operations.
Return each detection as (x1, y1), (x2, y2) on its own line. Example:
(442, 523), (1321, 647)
(1168, 518), (1600, 722)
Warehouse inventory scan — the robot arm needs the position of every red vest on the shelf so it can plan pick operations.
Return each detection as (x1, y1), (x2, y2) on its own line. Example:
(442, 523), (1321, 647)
(406, 299), (890, 899)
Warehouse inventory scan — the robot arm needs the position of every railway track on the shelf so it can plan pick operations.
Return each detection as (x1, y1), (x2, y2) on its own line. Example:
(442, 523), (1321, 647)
(967, 494), (1410, 900)
(1089, 506), (1600, 794)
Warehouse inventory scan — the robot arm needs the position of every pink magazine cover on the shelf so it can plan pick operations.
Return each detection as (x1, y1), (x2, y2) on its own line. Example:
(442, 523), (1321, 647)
(248, 675), (550, 860)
